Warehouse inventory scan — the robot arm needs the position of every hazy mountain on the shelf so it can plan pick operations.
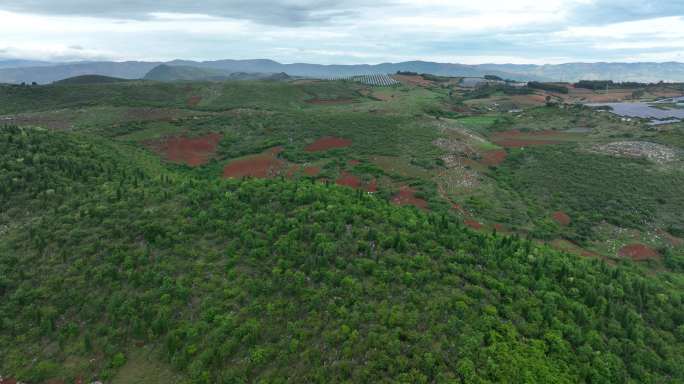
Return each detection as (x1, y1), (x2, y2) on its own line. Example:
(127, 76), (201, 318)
(144, 64), (292, 82)
(0, 61), (160, 84)
(3, 59), (684, 84)
(0, 59), (55, 69)
(479, 62), (684, 83)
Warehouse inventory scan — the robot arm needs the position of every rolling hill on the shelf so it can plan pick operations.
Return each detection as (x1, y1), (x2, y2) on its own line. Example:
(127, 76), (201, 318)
(0, 76), (683, 383)
(143, 64), (291, 82)
(5, 58), (684, 84)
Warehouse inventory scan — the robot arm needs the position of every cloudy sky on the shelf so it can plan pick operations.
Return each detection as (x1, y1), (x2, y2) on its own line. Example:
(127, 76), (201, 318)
(1, 0), (683, 64)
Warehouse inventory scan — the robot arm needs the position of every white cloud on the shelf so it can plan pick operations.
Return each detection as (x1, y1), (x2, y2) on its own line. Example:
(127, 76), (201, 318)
(0, 2), (683, 64)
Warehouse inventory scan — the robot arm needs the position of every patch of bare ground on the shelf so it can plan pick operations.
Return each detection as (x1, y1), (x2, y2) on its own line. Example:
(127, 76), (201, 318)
(391, 186), (428, 209)
(552, 211), (571, 226)
(618, 244), (660, 261)
(392, 74), (434, 87)
(146, 132), (222, 166)
(223, 147), (286, 178)
(464, 219), (483, 230)
(591, 141), (678, 163)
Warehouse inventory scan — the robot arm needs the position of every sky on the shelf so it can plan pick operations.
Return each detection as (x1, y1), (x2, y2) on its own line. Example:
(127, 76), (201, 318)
(0, 0), (683, 65)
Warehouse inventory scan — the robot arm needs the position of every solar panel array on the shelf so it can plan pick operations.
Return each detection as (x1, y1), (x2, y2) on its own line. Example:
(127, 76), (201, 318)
(318, 74), (399, 87)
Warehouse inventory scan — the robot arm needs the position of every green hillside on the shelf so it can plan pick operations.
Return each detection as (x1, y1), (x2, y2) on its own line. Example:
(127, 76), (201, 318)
(1, 77), (684, 383)
(53, 75), (132, 85)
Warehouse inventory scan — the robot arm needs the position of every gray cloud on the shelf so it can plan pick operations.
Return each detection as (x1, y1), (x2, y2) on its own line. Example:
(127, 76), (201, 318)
(570, 0), (684, 24)
(0, 0), (384, 26)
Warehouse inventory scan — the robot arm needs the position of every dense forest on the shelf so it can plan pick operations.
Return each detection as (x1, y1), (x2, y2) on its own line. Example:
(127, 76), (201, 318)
(2, 126), (684, 383)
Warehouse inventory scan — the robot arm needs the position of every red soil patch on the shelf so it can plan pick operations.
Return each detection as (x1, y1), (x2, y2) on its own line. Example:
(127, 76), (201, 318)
(480, 150), (507, 166)
(223, 148), (285, 178)
(187, 95), (202, 107)
(493, 223), (508, 232)
(451, 203), (471, 216)
(148, 133), (222, 167)
(305, 137), (353, 152)
(0, 378), (18, 384)
(366, 179), (378, 193)
(393, 74), (434, 87)
(305, 98), (354, 105)
(336, 171), (361, 188)
(303, 166), (321, 176)
(286, 164), (300, 178)
(391, 186), (428, 210)
(464, 219), (483, 230)
(618, 244), (659, 261)
(552, 211), (571, 226)
(348, 159), (360, 166)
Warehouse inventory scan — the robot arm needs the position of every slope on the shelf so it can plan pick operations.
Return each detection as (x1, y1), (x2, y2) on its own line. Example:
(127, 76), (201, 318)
(1, 126), (683, 383)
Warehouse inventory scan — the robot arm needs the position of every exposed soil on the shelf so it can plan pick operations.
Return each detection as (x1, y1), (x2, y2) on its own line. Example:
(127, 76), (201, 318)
(366, 179), (378, 193)
(393, 74), (434, 87)
(286, 164), (300, 178)
(305, 98), (355, 105)
(480, 150), (507, 166)
(348, 159), (360, 166)
(464, 219), (483, 230)
(552, 211), (571, 226)
(223, 148), (285, 178)
(336, 171), (361, 188)
(146, 132), (222, 166)
(618, 244), (660, 261)
(303, 166), (321, 177)
(391, 186), (428, 209)
(305, 137), (353, 152)
(0, 378), (18, 384)
(187, 95), (202, 107)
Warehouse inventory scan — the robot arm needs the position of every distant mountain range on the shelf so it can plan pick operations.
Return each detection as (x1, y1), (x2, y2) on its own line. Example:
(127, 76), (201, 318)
(144, 64), (291, 82)
(2, 59), (684, 84)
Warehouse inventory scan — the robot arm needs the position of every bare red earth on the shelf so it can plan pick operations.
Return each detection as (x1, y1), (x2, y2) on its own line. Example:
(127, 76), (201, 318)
(366, 179), (378, 192)
(480, 150), (507, 166)
(149, 133), (222, 166)
(464, 219), (483, 230)
(223, 148), (285, 178)
(348, 159), (361, 166)
(552, 211), (571, 226)
(305, 137), (353, 152)
(336, 171), (361, 188)
(303, 166), (321, 176)
(0, 378), (18, 384)
(187, 95), (202, 107)
(286, 165), (301, 178)
(391, 186), (428, 209)
(618, 244), (659, 261)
